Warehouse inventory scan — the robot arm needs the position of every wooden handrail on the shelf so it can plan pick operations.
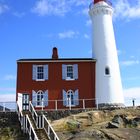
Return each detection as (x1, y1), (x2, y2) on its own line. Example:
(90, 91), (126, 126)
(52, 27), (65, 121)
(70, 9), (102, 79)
(43, 114), (60, 140)
(26, 114), (39, 140)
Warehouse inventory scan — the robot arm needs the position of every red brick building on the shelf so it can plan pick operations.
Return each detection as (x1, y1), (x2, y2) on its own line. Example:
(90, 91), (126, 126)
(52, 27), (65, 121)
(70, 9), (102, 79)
(16, 48), (96, 110)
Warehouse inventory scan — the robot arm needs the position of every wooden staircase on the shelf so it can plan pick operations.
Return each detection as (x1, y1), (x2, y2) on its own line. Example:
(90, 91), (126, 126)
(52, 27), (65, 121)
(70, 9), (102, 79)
(23, 111), (49, 140)
(17, 102), (59, 140)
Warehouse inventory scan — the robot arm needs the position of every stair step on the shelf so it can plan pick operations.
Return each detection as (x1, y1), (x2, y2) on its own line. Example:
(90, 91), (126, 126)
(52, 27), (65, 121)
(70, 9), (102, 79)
(35, 129), (49, 140)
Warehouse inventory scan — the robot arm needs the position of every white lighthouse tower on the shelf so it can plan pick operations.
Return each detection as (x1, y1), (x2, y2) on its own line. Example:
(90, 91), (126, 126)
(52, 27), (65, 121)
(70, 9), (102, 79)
(89, 0), (124, 107)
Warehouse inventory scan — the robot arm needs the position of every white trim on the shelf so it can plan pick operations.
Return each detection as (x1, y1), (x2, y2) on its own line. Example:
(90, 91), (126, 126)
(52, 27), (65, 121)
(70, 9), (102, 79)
(17, 59), (96, 63)
(65, 78), (75, 81)
(66, 105), (76, 107)
(35, 79), (45, 81)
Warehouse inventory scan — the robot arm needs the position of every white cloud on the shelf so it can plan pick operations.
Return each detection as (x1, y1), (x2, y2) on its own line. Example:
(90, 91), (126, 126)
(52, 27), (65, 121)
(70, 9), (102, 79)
(32, 0), (70, 16)
(13, 12), (25, 18)
(124, 87), (140, 98)
(88, 49), (92, 54)
(117, 49), (122, 55)
(0, 4), (9, 14)
(84, 34), (90, 39)
(120, 60), (139, 66)
(0, 87), (15, 92)
(81, 8), (89, 16)
(3, 75), (16, 80)
(86, 19), (92, 26)
(123, 87), (140, 106)
(70, 0), (90, 6)
(0, 94), (15, 102)
(114, 0), (140, 20)
(32, 0), (91, 16)
(58, 30), (79, 39)
(123, 76), (140, 81)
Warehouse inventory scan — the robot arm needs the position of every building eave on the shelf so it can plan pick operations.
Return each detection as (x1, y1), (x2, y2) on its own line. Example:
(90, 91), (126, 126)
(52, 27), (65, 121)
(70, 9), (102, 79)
(17, 58), (96, 63)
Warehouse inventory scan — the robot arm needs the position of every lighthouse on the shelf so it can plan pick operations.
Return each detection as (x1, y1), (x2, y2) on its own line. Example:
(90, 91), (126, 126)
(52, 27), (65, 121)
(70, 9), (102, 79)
(89, 0), (124, 107)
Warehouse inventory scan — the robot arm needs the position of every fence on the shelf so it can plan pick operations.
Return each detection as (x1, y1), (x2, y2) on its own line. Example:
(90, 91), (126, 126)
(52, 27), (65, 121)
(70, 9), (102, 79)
(33, 98), (98, 111)
(0, 102), (17, 112)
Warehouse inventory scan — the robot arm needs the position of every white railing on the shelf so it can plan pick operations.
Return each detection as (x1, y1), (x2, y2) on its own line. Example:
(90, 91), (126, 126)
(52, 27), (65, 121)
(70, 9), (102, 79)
(17, 103), (25, 131)
(26, 114), (39, 140)
(29, 101), (60, 140)
(17, 102), (39, 140)
(32, 98), (98, 111)
(29, 101), (39, 128)
(0, 102), (17, 112)
(43, 115), (59, 140)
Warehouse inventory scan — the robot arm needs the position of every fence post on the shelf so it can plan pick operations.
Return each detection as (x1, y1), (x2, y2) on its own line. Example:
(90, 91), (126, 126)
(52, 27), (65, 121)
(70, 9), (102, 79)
(69, 98), (71, 110)
(83, 99), (85, 109)
(55, 100), (58, 111)
(42, 99), (44, 111)
(96, 98), (98, 110)
(3, 102), (5, 112)
(48, 125), (50, 136)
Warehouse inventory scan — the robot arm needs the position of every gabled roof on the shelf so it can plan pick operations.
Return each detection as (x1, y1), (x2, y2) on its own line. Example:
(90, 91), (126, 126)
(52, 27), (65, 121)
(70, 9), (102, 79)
(17, 58), (96, 63)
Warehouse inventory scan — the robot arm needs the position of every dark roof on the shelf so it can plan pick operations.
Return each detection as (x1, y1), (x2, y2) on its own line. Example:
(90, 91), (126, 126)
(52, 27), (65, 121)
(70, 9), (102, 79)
(17, 58), (96, 63)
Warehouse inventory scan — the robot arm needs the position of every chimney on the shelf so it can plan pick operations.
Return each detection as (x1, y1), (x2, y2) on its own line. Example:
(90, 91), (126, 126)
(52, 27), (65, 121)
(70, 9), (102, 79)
(52, 47), (58, 59)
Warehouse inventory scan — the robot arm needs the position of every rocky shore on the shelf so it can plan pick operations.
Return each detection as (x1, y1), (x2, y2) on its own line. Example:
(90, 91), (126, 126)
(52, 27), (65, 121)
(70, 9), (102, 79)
(51, 107), (140, 140)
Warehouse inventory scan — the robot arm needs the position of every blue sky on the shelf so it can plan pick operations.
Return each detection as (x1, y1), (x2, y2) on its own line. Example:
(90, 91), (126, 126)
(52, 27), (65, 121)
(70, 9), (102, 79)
(0, 0), (140, 105)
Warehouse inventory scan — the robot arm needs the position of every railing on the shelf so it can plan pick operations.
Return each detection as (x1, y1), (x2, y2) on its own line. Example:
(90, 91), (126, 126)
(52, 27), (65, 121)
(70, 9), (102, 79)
(32, 98), (98, 111)
(17, 103), (24, 131)
(0, 102), (17, 112)
(29, 101), (39, 128)
(29, 101), (60, 140)
(17, 102), (39, 140)
(26, 114), (39, 140)
(43, 115), (59, 140)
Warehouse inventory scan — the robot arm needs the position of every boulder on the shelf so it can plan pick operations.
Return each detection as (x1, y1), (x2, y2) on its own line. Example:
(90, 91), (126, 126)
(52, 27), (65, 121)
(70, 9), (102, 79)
(106, 122), (119, 128)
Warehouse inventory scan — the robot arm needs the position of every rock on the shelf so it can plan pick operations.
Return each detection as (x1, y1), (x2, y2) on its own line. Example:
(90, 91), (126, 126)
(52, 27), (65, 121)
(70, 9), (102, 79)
(51, 108), (140, 140)
(66, 120), (81, 131)
(107, 114), (127, 128)
(92, 129), (106, 138)
(129, 116), (140, 128)
(106, 122), (119, 128)
(133, 116), (140, 123)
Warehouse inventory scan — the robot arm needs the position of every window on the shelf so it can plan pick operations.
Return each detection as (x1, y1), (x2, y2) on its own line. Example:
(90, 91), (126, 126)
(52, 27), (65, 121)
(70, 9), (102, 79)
(63, 89), (79, 106)
(67, 65), (73, 79)
(37, 90), (44, 106)
(32, 65), (48, 81)
(62, 64), (78, 80)
(32, 90), (48, 107)
(105, 67), (110, 75)
(37, 66), (44, 80)
(67, 90), (74, 106)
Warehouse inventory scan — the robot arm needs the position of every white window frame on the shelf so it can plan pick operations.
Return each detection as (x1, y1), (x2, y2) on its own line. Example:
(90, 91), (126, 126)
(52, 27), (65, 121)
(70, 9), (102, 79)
(66, 65), (74, 80)
(66, 90), (75, 107)
(36, 65), (45, 81)
(36, 90), (44, 107)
